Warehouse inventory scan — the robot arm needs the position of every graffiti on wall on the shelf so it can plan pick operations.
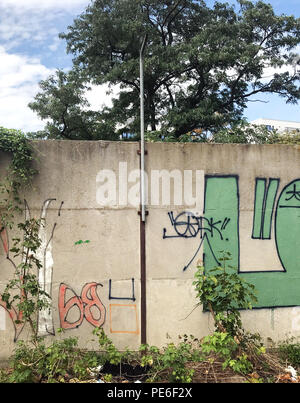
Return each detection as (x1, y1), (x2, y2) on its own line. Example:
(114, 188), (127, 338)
(109, 304), (139, 335)
(163, 175), (300, 309)
(163, 175), (239, 271)
(0, 198), (61, 341)
(109, 278), (136, 301)
(0, 198), (139, 341)
(58, 282), (106, 329)
(2, 174), (299, 341)
(59, 279), (139, 335)
(252, 178), (279, 240)
(163, 211), (231, 271)
(0, 224), (24, 341)
(108, 279), (138, 334)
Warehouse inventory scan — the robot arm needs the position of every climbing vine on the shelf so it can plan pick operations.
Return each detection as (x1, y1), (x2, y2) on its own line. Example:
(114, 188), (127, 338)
(0, 127), (45, 341)
(0, 127), (37, 229)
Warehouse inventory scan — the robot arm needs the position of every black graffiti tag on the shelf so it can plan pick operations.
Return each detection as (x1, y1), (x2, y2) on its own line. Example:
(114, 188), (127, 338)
(163, 211), (230, 271)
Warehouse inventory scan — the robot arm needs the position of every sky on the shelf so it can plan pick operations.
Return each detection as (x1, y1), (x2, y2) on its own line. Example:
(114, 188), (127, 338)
(0, 0), (300, 133)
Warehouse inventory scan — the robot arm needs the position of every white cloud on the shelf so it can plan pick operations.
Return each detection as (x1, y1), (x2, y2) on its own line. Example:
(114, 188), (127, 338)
(0, 0), (90, 52)
(0, 9), (54, 51)
(260, 64), (297, 83)
(48, 37), (61, 52)
(0, 1), (90, 133)
(0, 0), (89, 10)
(85, 84), (121, 111)
(0, 47), (120, 133)
(0, 47), (54, 132)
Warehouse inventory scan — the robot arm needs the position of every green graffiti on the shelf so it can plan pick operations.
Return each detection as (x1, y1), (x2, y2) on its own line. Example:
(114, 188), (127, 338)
(276, 180), (300, 272)
(252, 178), (279, 239)
(204, 176), (300, 308)
(252, 178), (266, 239)
(203, 176), (239, 271)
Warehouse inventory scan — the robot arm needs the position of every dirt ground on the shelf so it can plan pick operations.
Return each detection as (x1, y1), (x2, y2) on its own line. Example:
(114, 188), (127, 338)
(72, 351), (300, 384)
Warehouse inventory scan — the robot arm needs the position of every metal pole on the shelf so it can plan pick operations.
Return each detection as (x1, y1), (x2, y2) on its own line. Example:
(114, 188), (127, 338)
(140, 34), (147, 222)
(139, 34), (147, 346)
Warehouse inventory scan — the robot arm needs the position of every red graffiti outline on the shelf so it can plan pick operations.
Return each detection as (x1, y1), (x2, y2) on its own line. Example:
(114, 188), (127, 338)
(58, 282), (106, 330)
(0, 227), (9, 256)
(0, 297), (24, 342)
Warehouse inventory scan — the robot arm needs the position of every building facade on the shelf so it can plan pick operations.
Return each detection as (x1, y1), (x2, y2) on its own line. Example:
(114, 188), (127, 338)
(251, 118), (300, 132)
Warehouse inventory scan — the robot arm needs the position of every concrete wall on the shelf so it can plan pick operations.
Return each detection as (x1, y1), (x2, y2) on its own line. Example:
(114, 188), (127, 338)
(0, 141), (300, 359)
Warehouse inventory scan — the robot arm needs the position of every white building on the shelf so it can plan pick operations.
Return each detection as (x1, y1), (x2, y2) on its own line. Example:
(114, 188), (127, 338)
(251, 118), (300, 133)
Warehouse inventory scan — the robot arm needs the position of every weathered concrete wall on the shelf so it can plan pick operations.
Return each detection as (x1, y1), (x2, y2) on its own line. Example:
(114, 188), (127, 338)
(0, 141), (299, 359)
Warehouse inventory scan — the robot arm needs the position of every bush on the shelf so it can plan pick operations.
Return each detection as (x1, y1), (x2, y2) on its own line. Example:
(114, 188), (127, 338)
(140, 335), (203, 383)
(278, 338), (300, 369)
(6, 335), (100, 383)
(193, 251), (257, 337)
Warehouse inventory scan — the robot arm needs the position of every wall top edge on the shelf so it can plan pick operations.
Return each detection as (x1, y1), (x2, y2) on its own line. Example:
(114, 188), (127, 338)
(25, 140), (300, 148)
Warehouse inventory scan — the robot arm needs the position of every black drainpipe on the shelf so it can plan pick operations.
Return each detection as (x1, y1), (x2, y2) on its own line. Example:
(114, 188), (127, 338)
(139, 34), (148, 346)
(138, 144), (148, 345)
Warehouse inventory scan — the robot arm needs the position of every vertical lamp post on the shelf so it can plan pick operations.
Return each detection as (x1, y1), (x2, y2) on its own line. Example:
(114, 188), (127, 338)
(140, 34), (147, 222)
(139, 34), (147, 345)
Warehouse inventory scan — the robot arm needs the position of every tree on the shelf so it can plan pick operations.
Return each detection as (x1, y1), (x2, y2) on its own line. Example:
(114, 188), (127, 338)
(211, 120), (280, 144)
(30, 0), (300, 139)
(28, 69), (118, 140)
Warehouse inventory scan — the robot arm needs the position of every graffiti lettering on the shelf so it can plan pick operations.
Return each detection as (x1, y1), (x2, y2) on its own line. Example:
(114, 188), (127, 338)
(58, 282), (106, 330)
(165, 175), (300, 309)
(0, 199), (61, 340)
(285, 183), (300, 202)
(163, 176), (238, 271)
(163, 211), (230, 240)
(0, 297), (24, 342)
(0, 227), (9, 256)
(163, 210), (231, 271)
(109, 278), (136, 301)
(252, 178), (279, 240)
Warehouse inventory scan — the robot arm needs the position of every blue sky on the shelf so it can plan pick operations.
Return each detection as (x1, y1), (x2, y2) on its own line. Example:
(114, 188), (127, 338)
(0, 0), (299, 132)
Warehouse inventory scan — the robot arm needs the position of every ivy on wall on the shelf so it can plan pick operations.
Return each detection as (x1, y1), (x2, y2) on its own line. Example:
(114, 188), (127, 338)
(0, 127), (37, 229)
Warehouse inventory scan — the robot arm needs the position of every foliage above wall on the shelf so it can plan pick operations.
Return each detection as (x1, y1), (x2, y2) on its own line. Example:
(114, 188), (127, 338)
(272, 131), (300, 145)
(145, 121), (300, 144)
(29, 0), (300, 140)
